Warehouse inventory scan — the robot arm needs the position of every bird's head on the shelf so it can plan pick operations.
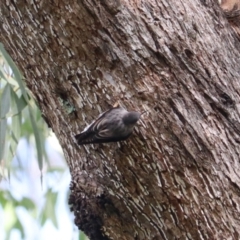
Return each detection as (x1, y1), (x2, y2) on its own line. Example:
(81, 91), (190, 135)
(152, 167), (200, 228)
(122, 111), (141, 125)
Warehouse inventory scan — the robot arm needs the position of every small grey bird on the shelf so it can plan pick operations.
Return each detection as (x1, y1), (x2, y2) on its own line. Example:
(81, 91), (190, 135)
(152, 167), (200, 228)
(75, 107), (142, 145)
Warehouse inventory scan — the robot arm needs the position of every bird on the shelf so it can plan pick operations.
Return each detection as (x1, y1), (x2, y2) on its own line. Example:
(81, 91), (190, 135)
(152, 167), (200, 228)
(75, 107), (142, 145)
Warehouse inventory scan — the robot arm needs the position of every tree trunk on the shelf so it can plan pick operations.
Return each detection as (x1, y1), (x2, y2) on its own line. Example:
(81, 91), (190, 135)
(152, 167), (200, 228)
(1, 0), (240, 239)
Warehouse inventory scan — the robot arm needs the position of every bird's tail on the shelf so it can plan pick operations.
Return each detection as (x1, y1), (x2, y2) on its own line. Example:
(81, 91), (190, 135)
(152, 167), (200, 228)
(75, 131), (95, 145)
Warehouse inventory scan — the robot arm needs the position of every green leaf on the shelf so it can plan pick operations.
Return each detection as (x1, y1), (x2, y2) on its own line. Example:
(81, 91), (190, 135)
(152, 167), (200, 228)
(47, 166), (65, 172)
(80, 231), (89, 240)
(0, 83), (10, 161)
(0, 65), (19, 88)
(11, 88), (28, 115)
(0, 118), (7, 161)
(11, 115), (21, 143)
(0, 191), (8, 207)
(20, 197), (35, 210)
(28, 106), (43, 170)
(0, 83), (11, 118)
(13, 220), (24, 238)
(16, 95), (28, 113)
(9, 144), (16, 159)
(0, 43), (28, 101)
(4, 138), (13, 173)
(40, 190), (58, 228)
(0, 65), (6, 80)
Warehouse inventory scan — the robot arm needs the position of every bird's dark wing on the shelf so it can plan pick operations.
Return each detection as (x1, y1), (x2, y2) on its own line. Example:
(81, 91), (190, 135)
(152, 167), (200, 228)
(75, 107), (120, 145)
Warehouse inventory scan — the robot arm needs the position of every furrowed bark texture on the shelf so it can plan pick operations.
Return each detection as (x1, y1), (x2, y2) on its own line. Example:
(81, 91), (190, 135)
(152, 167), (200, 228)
(1, 0), (240, 239)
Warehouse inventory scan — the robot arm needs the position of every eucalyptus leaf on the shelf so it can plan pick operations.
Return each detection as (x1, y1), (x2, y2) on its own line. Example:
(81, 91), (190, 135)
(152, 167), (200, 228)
(28, 106), (43, 170)
(80, 231), (89, 240)
(0, 118), (7, 161)
(0, 83), (11, 118)
(0, 65), (6, 80)
(40, 190), (58, 228)
(47, 190), (58, 228)
(20, 197), (35, 210)
(11, 87), (27, 115)
(11, 114), (21, 144)
(13, 220), (24, 238)
(0, 191), (8, 207)
(0, 43), (28, 101)
(0, 65), (19, 87)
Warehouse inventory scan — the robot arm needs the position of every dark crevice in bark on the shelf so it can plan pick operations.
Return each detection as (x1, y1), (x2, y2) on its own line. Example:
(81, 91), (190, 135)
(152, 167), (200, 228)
(209, 101), (230, 118)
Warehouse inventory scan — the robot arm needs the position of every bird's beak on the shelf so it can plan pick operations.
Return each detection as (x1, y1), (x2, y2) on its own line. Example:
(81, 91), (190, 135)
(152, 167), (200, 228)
(141, 110), (148, 116)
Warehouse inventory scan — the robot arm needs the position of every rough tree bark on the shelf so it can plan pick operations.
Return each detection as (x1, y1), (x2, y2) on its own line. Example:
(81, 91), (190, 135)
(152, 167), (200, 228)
(1, 0), (240, 239)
